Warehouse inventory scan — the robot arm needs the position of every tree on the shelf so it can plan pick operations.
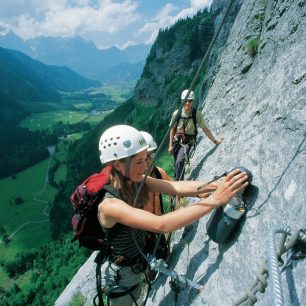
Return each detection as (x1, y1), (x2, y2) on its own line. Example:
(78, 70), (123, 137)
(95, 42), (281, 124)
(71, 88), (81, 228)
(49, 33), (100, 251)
(14, 196), (24, 205)
(14, 284), (21, 293)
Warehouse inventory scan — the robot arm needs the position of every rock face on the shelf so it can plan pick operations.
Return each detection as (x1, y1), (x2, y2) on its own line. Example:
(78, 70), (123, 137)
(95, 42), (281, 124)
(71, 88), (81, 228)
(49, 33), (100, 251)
(54, 251), (98, 306)
(55, 0), (306, 305)
(147, 0), (306, 305)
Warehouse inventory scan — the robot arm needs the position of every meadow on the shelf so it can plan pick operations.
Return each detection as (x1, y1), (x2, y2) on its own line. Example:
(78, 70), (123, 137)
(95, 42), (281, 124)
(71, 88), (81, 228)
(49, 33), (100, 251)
(19, 109), (111, 131)
(0, 144), (68, 260)
(0, 140), (71, 289)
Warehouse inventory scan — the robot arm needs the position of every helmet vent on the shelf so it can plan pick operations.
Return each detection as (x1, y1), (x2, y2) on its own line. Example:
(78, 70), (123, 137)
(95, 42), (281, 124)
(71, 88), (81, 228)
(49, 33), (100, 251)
(123, 140), (131, 148)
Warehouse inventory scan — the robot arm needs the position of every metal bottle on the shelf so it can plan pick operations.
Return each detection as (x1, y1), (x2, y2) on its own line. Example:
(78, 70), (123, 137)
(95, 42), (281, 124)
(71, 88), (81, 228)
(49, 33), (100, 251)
(206, 167), (253, 244)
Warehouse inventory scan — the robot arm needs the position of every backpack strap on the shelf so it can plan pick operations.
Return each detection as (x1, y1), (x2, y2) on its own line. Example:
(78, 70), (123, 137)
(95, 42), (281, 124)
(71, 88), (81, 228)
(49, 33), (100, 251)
(152, 166), (165, 215)
(99, 183), (123, 242)
(175, 108), (197, 137)
(192, 108), (198, 138)
(103, 183), (121, 199)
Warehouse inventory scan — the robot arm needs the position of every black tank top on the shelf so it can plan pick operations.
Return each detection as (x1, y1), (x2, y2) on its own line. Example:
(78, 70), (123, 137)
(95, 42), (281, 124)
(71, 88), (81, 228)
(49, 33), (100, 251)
(101, 192), (147, 259)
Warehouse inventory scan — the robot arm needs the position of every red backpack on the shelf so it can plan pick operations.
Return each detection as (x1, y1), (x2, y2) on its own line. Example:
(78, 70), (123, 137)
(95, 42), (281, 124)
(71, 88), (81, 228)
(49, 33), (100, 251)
(70, 165), (118, 252)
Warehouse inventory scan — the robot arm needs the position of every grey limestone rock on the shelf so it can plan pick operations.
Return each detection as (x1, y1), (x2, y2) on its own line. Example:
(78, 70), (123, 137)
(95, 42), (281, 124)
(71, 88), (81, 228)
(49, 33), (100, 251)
(147, 0), (306, 305)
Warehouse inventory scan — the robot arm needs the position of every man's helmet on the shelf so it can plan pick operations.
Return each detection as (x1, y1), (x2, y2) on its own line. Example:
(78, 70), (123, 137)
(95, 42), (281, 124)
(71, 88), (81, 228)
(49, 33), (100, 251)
(140, 131), (157, 152)
(99, 125), (148, 164)
(181, 89), (195, 100)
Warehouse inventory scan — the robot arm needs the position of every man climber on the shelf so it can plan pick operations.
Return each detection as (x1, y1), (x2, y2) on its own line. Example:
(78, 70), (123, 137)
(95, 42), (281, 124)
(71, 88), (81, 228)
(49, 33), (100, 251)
(168, 89), (223, 181)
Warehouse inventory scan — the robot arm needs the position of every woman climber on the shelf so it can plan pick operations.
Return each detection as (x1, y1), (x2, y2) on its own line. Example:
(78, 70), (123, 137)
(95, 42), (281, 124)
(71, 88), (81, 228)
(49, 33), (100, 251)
(97, 124), (248, 306)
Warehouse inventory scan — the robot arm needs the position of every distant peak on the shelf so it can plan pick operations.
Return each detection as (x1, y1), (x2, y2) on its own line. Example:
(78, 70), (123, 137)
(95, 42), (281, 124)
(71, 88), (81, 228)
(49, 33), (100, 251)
(0, 25), (10, 36)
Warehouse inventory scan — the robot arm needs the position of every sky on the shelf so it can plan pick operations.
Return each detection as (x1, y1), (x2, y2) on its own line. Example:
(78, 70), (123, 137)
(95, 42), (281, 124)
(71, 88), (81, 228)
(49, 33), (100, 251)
(0, 0), (213, 49)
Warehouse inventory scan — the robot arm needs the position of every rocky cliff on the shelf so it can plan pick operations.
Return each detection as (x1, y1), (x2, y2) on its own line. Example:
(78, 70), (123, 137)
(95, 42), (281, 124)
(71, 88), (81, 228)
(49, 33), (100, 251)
(147, 0), (306, 305)
(55, 0), (306, 305)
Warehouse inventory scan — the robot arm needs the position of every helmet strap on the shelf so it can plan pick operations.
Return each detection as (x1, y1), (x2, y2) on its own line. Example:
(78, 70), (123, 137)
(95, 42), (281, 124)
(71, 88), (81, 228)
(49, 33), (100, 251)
(123, 157), (131, 181)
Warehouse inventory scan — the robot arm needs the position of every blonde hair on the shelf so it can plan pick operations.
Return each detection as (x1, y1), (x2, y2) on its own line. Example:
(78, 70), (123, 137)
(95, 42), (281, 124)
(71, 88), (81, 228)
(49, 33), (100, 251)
(110, 165), (149, 209)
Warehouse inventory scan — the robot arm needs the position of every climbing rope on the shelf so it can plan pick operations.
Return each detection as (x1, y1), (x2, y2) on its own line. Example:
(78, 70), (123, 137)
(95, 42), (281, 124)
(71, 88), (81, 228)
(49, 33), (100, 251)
(268, 225), (300, 306)
(133, 0), (235, 208)
(233, 226), (306, 306)
(128, 1), (236, 303)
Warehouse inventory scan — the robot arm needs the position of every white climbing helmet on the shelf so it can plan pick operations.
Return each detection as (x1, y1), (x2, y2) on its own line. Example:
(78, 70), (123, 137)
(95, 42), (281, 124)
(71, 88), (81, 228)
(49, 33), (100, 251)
(99, 125), (149, 164)
(181, 89), (195, 100)
(140, 131), (157, 152)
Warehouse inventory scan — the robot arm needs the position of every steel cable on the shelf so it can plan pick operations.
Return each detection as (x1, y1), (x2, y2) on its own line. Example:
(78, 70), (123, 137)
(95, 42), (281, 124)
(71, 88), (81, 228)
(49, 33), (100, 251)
(233, 226), (302, 306)
(268, 225), (299, 306)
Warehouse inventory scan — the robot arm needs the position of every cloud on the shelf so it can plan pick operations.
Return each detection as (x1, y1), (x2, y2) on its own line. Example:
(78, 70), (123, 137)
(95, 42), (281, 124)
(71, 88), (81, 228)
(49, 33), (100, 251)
(190, 0), (213, 9)
(137, 0), (212, 45)
(1, 0), (141, 40)
(0, 0), (213, 48)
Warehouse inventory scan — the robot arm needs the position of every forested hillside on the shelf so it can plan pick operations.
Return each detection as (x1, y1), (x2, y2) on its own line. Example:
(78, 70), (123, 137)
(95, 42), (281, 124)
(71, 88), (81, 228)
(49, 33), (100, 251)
(0, 47), (99, 105)
(68, 9), (213, 179)
(0, 47), (100, 179)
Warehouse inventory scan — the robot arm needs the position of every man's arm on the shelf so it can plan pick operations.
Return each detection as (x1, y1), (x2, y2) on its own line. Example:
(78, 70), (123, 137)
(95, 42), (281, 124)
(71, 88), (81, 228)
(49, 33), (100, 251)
(168, 127), (175, 154)
(202, 127), (222, 145)
(196, 110), (223, 145)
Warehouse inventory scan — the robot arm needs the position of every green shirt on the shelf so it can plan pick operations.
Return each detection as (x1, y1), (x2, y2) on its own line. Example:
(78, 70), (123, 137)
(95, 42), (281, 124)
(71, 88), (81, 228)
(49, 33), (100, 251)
(169, 108), (207, 135)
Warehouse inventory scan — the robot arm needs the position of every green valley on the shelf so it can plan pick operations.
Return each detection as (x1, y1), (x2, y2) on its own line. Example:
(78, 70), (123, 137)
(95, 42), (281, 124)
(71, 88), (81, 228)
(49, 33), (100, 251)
(20, 84), (134, 131)
(0, 8), (214, 305)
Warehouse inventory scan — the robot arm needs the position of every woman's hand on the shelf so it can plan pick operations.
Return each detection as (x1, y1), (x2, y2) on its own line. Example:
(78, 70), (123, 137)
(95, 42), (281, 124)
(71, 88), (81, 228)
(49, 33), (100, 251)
(211, 169), (249, 206)
(197, 183), (218, 198)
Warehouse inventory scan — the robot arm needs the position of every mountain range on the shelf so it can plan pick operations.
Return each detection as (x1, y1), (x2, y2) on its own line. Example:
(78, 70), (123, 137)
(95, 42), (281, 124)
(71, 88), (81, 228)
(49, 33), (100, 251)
(0, 46), (100, 125)
(0, 29), (151, 83)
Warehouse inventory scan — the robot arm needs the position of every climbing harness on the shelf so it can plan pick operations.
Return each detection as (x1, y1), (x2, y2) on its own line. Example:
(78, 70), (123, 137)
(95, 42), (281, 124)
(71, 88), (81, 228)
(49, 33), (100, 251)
(175, 107), (198, 138)
(94, 252), (104, 306)
(233, 225), (306, 306)
(93, 251), (145, 306)
(105, 284), (139, 306)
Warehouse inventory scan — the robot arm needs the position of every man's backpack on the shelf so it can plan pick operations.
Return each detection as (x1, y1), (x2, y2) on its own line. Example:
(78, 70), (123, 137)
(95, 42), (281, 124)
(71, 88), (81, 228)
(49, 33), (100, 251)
(175, 107), (198, 137)
(70, 165), (118, 253)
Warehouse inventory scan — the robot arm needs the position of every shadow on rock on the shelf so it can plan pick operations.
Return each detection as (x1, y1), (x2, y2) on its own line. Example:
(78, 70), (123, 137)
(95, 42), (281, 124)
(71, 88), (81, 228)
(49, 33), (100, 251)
(148, 222), (199, 302)
(189, 145), (218, 180)
(158, 239), (233, 306)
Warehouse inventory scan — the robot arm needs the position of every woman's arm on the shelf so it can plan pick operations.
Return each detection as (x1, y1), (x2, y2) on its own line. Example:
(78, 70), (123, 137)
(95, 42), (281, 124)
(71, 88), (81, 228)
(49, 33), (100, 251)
(99, 170), (248, 233)
(145, 173), (220, 197)
(99, 197), (216, 234)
